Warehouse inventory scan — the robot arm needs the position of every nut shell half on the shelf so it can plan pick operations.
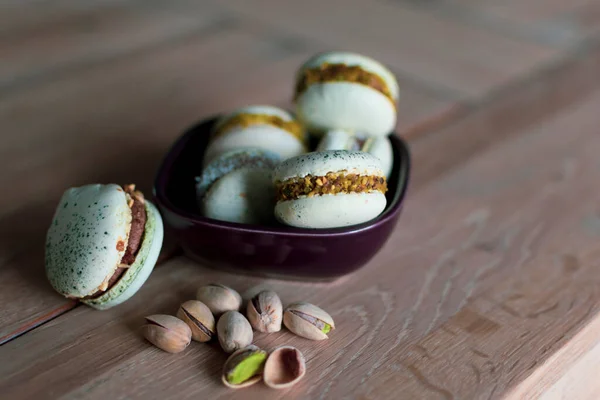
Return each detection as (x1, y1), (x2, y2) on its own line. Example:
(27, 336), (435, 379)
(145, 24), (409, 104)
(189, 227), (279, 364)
(263, 346), (306, 389)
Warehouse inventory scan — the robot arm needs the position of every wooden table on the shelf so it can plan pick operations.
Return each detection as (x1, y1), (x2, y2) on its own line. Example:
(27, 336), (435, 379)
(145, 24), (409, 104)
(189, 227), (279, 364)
(2, 1), (600, 398)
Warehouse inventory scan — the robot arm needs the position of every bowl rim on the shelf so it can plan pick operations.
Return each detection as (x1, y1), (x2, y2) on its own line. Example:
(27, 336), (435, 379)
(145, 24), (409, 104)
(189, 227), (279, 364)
(153, 117), (411, 237)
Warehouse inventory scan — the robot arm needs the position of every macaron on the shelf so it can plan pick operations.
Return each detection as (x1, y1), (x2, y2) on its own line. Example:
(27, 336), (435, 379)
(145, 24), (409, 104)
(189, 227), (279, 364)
(294, 51), (399, 137)
(273, 150), (388, 229)
(195, 148), (280, 201)
(316, 129), (393, 179)
(45, 184), (164, 310)
(203, 105), (307, 166)
(203, 167), (276, 225)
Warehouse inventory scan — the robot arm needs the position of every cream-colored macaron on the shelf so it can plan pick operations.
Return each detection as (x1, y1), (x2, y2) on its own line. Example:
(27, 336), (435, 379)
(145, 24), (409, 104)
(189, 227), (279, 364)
(316, 129), (393, 178)
(273, 150), (388, 229)
(45, 184), (164, 310)
(294, 52), (399, 137)
(204, 105), (307, 166)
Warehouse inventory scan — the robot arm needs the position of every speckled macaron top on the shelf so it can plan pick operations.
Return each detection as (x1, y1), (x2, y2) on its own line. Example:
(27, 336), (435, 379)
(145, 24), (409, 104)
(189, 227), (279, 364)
(273, 150), (385, 182)
(45, 184), (131, 298)
(196, 148), (280, 199)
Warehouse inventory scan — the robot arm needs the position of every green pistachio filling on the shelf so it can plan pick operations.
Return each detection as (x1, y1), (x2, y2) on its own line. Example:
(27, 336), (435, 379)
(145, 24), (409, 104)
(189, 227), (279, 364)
(226, 352), (267, 385)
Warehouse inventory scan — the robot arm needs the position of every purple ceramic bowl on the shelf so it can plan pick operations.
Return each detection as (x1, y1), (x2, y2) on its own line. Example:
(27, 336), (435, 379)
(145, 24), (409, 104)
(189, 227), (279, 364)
(153, 117), (411, 281)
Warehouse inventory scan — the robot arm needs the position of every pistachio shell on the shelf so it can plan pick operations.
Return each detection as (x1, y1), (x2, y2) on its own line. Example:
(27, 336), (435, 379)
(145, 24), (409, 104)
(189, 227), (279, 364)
(222, 345), (267, 389)
(142, 314), (191, 353)
(217, 310), (253, 353)
(283, 302), (335, 340)
(246, 290), (283, 333)
(176, 300), (215, 342)
(196, 284), (242, 316)
(263, 346), (306, 389)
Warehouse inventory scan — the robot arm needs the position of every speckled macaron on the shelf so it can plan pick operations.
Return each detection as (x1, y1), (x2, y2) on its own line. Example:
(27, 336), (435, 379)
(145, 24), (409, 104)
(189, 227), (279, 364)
(45, 184), (164, 310)
(203, 105), (307, 166)
(316, 129), (394, 178)
(203, 167), (276, 225)
(273, 150), (388, 228)
(195, 148), (280, 201)
(294, 51), (399, 137)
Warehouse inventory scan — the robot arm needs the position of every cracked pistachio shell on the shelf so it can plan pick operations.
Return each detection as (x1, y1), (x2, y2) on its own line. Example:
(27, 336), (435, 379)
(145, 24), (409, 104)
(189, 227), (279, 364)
(176, 300), (215, 342)
(142, 314), (192, 353)
(263, 346), (306, 389)
(222, 345), (267, 389)
(246, 290), (283, 333)
(196, 284), (242, 316)
(217, 310), (253, 353)
(283, 302), (335, 340)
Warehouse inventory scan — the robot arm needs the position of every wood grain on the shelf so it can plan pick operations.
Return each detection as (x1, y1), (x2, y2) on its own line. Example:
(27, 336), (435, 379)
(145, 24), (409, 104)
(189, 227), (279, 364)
(2, 85), (600, 399)
(218, 0), (559, 96)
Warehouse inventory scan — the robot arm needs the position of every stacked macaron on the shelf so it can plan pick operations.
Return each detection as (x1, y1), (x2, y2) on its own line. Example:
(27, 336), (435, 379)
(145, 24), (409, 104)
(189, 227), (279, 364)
(197, 51), (399, 229)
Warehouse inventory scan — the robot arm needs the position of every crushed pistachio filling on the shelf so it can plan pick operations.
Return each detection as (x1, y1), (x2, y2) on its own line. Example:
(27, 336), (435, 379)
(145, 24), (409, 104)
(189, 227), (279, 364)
(295, 63), (395, 106)
(213, 113), (305, 143)
(276, 171), (387, 201)
(226, 352), (267, 385)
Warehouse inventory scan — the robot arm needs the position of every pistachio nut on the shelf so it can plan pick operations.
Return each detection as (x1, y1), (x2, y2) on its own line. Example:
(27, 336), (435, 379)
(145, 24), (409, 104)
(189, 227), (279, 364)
(141, 314), (192, 353)
(246, 290), (283, 333)
(283, 302), (335, 340)
(176, 300), (215, 342)
(196, 283), (242, 316)
(263, 346), (306, 389)
(217, 310), (253, 353)
(222, 345), (267, 389)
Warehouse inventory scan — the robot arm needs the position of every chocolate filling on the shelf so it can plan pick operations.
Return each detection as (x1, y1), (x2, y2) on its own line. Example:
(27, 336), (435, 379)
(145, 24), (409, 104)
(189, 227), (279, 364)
(81, 185), (146, 300)
(295, 63), (395, 106)
(275, 172), (387, 202)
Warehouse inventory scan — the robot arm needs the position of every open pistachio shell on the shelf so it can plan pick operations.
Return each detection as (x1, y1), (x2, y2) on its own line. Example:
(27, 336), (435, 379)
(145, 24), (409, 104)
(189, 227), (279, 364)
(283, 302), (335, 340)
(222, 345), (267, 389)
(176, 300), (215, 342)
(217, 310), (253, 353)
(263, 346), (306, 389)
(141, 314), (192, 353)
(246, 290), (283, 333)
(196, 284), (242, 316)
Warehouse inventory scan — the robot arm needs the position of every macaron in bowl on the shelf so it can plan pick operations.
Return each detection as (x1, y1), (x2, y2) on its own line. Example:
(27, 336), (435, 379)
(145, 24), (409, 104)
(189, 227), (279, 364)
(273, 150), (387, 229)
(294, 51), (399, 137)
(203, 105), (307, 166)
(45, 184), (163, 310)
(316, 129), (394, 179)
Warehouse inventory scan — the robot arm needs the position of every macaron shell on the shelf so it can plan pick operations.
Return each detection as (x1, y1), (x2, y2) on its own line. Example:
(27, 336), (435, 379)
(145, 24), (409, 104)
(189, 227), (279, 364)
(195, 148), (280, 200)
(82, 201), (164, 310)
(274, 150), (384, 182)
(315, 129), (356, 152)
(203, 167), (275, 225)
(275, 192), (387, 229)
(45, 184), (131, 298)
(299, 51), (399, 100)
(363, 136), (394, 179)
(203, 125), (306, 167)
(295, 82), (396, 137)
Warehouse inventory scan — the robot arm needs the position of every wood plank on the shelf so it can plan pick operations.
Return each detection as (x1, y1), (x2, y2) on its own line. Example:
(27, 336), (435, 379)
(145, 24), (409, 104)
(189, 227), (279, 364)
(218, 0), (559, 97)
(410, 0), (600, 48)
(0, 0), (227, 92)
(2, 84), (600, 399)
(0, 24), (457, 345)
